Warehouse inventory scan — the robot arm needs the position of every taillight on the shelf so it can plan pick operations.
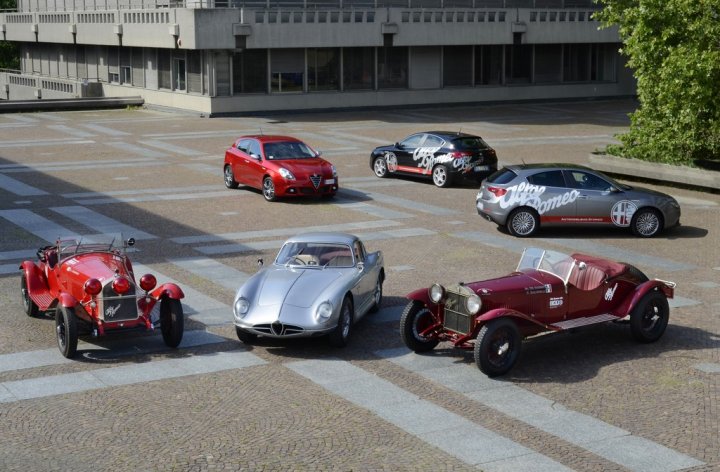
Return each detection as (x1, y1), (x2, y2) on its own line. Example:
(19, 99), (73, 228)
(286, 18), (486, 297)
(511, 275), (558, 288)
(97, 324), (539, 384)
(487, 186), (507, 197)
(451, 151), (472, 159)
(84, 278), (102, 296)
(112, 276), (130, 295)
(139, 274), (157, 292)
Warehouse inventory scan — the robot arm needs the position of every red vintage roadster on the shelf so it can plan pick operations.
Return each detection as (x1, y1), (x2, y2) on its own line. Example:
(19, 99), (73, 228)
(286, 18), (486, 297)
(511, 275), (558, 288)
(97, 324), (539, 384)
(19, 235), (185, 358)
(400, 247), (675, 376)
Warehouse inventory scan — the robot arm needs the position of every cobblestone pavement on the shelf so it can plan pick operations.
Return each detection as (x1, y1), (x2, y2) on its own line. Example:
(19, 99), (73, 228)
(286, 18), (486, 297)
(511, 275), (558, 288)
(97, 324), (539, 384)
(0, 99), (718, 471)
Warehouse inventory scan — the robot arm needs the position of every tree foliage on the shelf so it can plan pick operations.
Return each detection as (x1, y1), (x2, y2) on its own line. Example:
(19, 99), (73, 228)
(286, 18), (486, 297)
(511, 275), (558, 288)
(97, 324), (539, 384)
(595, 0), (720, 164)
(0, 0), (20, 70)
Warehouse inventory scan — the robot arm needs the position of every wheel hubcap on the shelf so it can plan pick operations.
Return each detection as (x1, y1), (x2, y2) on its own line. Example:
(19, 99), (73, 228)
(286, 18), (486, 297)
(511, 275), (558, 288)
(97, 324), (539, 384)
(374, 282), (382, 304)
(224, 168), (232, 185)
(374, 159), (386, 176)
(433, 168), (446, 186)
(488, 329), (512, 367)
(637, 213), (659, 236)
(643, 303), (660, 331)
(57, 322), (65, 348)
(341, 308), (351, 338)
(413, 309), (433, 340)
(263, 180), (274, 199)
(513, 212), (535, 235)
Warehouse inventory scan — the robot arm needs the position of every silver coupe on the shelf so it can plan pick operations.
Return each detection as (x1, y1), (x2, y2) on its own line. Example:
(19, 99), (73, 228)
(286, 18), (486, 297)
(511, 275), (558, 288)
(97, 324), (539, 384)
(232, 232), (385, 347)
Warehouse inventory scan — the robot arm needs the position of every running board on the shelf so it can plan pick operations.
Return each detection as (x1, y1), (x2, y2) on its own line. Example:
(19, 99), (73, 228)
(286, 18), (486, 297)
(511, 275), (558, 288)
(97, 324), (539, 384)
(551, 313), (619, 330)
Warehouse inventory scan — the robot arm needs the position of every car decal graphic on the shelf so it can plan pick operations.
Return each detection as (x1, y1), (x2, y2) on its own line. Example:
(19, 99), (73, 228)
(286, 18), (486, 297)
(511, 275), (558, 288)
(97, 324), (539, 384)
(383, 151), (398, 172)
(487, 182), (580, 215)
(610, 200), (638, 227)
(411, 147), (474, 172)
(540, 216), (610, 223)
(604, 283), (618, 301)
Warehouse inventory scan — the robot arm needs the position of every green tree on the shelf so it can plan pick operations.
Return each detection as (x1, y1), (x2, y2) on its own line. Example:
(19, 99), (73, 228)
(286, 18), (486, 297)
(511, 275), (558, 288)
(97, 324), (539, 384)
(595, 0), (720, 164)
(0, 0), (20, 70)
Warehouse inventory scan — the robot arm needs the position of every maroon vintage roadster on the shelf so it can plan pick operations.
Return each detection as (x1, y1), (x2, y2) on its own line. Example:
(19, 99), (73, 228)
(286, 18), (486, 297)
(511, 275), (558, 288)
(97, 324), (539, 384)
(401, 247), (675, 376)
(19, 235), (185, 358)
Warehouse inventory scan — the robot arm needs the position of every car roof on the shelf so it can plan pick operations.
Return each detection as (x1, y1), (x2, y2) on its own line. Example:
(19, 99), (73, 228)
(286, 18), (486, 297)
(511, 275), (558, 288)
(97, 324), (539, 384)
(422, 131), (482, 140)
(283, 232), (359, 246)
(238, 135), (303, 143)
(506, 163), (594, 173)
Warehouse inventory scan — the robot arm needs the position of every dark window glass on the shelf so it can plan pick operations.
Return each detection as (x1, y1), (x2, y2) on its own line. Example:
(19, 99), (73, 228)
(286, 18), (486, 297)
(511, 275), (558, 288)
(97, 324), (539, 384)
(567, 171), (613, 191)
(505, 44), (532, 83)
(233, 50), (268, 94)
(377, 47), (408, 89)
(527, 170), (566, 188)
(247, 140), (261, 158)
(187, 50), (201, 93)
(452, 137), (490, 150)
(563, 44), (590, 82)
(271, 49), (304, 93)
(487, 168), (517, 184)
(534, 44), (562, 83)
(423, 135), (445, 147)
(343, 47), (374, 90)
(307, 48), (339, 91)
(443, 46), (472, 87)
(158, 49), (171, 89)
(475, 45), (503, 85)
(399, 134), (424, 148)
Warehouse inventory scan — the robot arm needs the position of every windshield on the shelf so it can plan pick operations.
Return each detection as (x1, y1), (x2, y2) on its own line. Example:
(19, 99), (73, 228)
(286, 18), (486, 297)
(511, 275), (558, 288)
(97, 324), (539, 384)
(263, 141), (317, 160)
(517, 247), (575, 283)
(595, 169), (632, 191)
(275, 242), (354, 268)
(57, 234), (125, 260)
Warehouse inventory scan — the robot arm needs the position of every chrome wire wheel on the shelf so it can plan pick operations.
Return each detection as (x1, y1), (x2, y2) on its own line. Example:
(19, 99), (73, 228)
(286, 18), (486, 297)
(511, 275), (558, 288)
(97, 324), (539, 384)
(508, 208), (538, 237)
(632, 209), (661, 237)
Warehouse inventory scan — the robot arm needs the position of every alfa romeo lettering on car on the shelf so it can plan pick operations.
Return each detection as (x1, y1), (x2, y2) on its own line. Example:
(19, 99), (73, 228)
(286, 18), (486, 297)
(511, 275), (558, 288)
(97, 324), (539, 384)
(476, 164), (681, 237)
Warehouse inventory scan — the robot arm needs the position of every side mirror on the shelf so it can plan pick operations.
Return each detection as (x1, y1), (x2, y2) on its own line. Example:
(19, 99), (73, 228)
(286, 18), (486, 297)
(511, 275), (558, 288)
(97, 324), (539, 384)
(257, 258), (264, 267)
(250, 153), (261, 160)
(315, 150), (323, 157)
(395, 142), (402, 148)
(126, 238), (135, 247)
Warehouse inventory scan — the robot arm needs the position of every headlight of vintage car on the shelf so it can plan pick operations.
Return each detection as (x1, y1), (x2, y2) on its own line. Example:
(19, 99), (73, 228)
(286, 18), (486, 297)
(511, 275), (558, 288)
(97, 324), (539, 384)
(465, 294), (482, 314)
(234, 297), (250, 319)
(428, 284), (445, 304)
(278, 168), (295, 180)
(315, 301), (333, 321)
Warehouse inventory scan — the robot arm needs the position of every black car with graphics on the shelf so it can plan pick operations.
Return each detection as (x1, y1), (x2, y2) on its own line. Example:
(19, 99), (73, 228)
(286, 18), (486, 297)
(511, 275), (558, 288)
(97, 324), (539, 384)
(370, 131), (498, 187)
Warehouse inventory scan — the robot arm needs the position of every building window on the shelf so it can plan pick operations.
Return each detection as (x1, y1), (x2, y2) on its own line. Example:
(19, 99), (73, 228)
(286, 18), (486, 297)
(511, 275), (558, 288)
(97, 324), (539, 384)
(343, 47), (374, 90)
(271, 49), (304, 93)
(174, 58), (186, 91)
(591, 43), (617, 82)
(474, 45), (503, 85)
(187, 50), (202, 93)
(307, 48), (339, 91)
(121, 66), (131, 84)
(443, 46), (472, 87)
(233, 49), (268, 94)
(564, 44), (590, 82)
(505, 44), (532, 84)
(377, 47), (408, 89)
(158, 49), (171, 89)
(534, 44), (562, 83)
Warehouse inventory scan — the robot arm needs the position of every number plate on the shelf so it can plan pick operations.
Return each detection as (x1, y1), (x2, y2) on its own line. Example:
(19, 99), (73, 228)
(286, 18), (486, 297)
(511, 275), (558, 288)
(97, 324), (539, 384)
(473, 165), (490, 172)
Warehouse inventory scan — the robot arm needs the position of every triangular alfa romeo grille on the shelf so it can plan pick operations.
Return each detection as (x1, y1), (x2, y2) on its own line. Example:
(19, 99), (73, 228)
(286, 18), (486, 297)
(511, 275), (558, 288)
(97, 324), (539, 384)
(310, 174), (322, 189)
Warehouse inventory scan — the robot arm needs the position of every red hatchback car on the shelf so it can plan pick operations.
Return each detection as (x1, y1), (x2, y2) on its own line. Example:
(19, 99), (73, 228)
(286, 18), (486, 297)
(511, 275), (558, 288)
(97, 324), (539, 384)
(223, 135), (338, 201)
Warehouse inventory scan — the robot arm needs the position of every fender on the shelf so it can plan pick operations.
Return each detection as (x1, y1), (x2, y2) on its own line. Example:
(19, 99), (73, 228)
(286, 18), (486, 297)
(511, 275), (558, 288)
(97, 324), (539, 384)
(150, 283), (185, 301)
(406, 287), (432, 306)
(475, 307), (546, 330)
(57, 291), (80, 308)
(616, 280), (675, 317)
(19, 261), (54, 310)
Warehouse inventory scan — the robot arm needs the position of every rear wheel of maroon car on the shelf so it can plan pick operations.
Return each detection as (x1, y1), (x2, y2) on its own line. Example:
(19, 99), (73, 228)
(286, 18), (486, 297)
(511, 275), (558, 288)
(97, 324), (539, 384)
(630, 291), (669, 343)
(328, 297), (353, 347)
(56, 305), (78, 358)
(236, 327), (257, 344)
(400, 301), (440, 352)
(507, 208), (539, 237)
(262, 177), (277, 202)
(474, 318), (521, 377)
(224, 165), (239, 189)
(160, 298), (184, 348)
(20, 275), (39, 317)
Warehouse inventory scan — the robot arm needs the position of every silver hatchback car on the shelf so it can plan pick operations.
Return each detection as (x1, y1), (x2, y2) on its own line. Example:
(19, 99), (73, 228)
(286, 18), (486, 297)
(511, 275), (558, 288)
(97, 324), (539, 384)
(476, 164), (681, 237)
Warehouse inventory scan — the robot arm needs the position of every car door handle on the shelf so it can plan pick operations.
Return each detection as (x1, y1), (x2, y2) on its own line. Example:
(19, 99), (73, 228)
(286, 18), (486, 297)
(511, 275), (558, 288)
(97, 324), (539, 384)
(577, 195), (590, 199)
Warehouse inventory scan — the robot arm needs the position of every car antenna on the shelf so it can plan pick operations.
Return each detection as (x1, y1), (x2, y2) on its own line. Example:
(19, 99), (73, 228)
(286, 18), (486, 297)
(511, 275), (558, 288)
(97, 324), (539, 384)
(457, 128), (462, 135)
(259, 127), (263, 136)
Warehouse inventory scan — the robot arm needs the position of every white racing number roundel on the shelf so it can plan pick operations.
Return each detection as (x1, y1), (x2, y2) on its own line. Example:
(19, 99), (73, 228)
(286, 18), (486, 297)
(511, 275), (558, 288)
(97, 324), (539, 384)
(611, 200), (638, 227)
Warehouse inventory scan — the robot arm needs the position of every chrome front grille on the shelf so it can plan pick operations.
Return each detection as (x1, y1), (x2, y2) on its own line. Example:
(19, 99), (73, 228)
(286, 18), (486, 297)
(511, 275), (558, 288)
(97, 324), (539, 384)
(309, 174), (322, 189)
(99, 284), (138, 322)
(253, 323), (305, 336)
(443, 290), (472, 334)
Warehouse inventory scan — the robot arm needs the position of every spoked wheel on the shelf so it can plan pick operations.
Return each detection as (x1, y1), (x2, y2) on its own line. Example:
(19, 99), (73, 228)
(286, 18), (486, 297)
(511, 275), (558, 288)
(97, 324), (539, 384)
(630, 291), (669, 342)
(328, 297), (353, 347)
(262, 177), (277, 202)
(224, 165), (239, 189)
(20, 275), (39, 317)
(373, 157), (389, 178)
(400, 300), (440, 352)
(369, 276), (383, 313)
(507, 207), (539, 237)
(631, 208), (662, 237)
(56, 305), (78, 359)
(474, 318), (521, 377)
(160, 297), (184, 348)
(432, 165), (452, 188)
(236, 327), (258, 344)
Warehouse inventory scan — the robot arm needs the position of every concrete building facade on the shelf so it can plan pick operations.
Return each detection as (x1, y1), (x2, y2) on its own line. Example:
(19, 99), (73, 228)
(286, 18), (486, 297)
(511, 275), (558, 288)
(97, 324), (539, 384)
(0, 0), (633, 115)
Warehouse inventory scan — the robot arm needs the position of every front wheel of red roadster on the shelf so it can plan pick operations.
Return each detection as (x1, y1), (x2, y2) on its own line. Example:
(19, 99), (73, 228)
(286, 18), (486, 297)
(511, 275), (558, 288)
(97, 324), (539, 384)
(56, 305), (78, 359)
(20, 275), (39, 317)
(400, 300), (440, 353)
(474, 318), (521, 377)
(160, 298), (184, 348)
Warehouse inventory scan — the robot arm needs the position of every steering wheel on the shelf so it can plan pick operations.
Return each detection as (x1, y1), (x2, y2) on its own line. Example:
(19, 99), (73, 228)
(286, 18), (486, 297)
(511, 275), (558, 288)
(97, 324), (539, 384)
(291, 257), (307, 265)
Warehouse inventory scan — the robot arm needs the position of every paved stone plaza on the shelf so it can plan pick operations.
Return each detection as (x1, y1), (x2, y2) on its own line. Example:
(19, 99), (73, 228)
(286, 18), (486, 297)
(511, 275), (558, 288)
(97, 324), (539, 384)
(0, 100), (718, 471)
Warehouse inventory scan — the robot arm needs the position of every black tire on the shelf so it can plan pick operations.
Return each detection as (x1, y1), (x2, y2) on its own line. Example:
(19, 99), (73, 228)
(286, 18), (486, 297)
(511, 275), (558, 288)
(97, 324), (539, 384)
(328, 297), (353, 347)
(506, 207), (539, 237)
(224, 164), (239, 189)
(630, 291), (669, 343)
(160, 298), (184, 348)
(262, 176), (277, 202)
(369, 275), (383, 313)
(620, 263), (649, 283)
(432, 165), (452, 188)
(631, 208), (662, 237)
(236, 327), (258, 344)
(372, 156), (388, 178)
(474, 318), (521, 377)
(400, 300), (440, 352)
(20, 274), (39, 317)
(56, 305), (78, 358)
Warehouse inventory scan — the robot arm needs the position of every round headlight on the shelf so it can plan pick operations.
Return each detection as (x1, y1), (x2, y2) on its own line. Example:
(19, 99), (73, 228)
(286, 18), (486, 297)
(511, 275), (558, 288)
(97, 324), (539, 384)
(466, 294), (482, 314)
(139, 274), (157, 292)
(428, 284), (445, 304)
(234, 297), (250, 318)
(84, 278), (102, 296)
(112, 276), (130, 295)
(316, 301), (333, 321)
